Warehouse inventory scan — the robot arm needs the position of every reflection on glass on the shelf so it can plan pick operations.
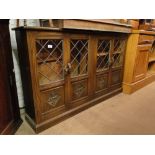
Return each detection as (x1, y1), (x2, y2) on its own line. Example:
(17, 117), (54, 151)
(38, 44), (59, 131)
(112, 39), (126, 68)
(36, 39), (64, 85)
(96, 40), (110, 72)
(70, 40), (88, 77)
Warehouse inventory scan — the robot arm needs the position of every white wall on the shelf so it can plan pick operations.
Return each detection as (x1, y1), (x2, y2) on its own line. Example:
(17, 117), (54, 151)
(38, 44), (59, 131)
(9, 19), (39, 108)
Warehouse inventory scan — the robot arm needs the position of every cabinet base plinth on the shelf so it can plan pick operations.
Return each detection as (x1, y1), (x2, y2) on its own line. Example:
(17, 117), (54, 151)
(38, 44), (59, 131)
(25, 88), (122, 133)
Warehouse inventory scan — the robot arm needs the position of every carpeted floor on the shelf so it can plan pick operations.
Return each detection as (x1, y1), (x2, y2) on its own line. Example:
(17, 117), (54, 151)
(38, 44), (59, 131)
(16, 82), (155, 135)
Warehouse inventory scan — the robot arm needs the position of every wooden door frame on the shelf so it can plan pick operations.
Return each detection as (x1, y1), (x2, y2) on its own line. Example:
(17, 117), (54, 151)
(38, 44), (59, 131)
(67, 33), (90, 107)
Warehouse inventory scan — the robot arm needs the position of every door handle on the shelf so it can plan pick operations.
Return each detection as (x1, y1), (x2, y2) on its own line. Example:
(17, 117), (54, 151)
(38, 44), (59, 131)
(109, 57), (114, 67)
(64, 63), (72, 75)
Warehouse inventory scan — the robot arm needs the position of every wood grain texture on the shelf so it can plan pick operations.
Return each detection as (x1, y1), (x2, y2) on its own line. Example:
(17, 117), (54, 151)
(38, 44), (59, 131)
(133, 44), (151, 82)
(14, 26), (128, 133)
(123, 74), (155, 94)
(123, 30), (155, 94)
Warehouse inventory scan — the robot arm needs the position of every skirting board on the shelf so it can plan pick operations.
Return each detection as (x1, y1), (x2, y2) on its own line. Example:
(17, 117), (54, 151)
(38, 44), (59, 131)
(123, 74), (155, 94)
(1, 119), (23, 135)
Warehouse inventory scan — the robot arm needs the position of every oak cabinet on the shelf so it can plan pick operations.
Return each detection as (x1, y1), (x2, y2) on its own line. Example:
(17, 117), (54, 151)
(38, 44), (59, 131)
(14, 26), (128, 133)
(133, 44), (151, 82)
(123, 30), (155, 94)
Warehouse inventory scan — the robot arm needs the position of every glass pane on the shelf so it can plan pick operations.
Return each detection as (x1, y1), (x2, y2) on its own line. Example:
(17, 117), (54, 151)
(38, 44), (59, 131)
(70, 40), (88, 77)
(112, 39), (126, 68)
(96, 39), (110, 72)
(36, 39), (64, 85)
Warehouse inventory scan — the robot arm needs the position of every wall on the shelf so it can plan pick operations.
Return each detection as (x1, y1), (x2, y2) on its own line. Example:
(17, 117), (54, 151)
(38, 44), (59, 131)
(9, 19), (39, 108)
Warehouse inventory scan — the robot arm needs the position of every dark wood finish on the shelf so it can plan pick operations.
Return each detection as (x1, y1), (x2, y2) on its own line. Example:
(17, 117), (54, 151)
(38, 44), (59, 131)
(14, 25), (130, 133)
(0, 20), (22, 135)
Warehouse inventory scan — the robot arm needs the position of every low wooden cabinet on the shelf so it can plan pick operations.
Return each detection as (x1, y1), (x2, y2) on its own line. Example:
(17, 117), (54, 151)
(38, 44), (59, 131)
(123, 30), (155, 94)
(14, 26), (129, 132)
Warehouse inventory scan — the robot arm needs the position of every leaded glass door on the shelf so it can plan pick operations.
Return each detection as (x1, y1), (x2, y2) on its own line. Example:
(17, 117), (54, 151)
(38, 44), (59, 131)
(36, 39), (64, 85)
(68, 37), (89, 104)
(95, 36), (127, 94)
(95, 38), (111, 94)
(35, 37), (67, 116)
(110, 38), (126, 87)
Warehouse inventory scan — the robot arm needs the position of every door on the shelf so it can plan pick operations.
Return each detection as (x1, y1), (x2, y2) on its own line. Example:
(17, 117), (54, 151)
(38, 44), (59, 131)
(95, 37), (111, 96)
(0, 20), (21, 134)
(133, 44), (151, 82)
(67, 35), (90, 107)
(94, 36), (127, 96)
(35, 36), (68, 120)
(110, 38), (127, 90)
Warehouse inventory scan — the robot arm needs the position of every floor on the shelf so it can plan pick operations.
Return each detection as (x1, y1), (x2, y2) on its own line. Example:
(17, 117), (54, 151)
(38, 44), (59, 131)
(16, 82), (155, 135)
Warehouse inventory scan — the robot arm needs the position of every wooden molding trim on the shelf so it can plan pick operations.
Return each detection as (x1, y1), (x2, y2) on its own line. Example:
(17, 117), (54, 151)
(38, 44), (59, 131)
(1, 119), (23, 135)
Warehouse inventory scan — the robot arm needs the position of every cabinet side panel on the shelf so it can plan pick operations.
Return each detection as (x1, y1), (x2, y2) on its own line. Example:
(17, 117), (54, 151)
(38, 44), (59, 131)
(123, 34), (139, 83)
(15, 30), (35, 121)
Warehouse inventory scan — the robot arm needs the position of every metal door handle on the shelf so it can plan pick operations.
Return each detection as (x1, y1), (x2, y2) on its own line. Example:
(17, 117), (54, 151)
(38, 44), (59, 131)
(109, 57), (114, 67)
(64, 63), (72, 74)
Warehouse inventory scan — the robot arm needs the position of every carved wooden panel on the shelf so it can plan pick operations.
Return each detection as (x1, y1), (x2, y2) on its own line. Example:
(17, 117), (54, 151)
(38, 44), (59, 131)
(40, 86), (65, 113)
(71, 80), (88, 101)
(96, 74), (108, 92)
(111, 70), (122, 86)
(36, 39), (64, 85)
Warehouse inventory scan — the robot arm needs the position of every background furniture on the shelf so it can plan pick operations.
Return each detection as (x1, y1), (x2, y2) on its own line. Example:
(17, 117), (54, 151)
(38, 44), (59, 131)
(14, 21), (131, 133)
(123, 30), (155, 94)
(0, 20), (22, 134)
(129, 20), (139, 30)
(39, 19), (131, 33)
(139, 19), (155, 31)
